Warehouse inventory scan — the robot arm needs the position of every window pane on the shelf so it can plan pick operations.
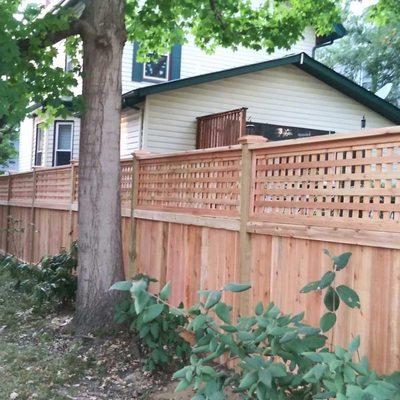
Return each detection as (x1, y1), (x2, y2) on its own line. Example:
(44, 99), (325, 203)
(37, 126), (44, 152)
(56, 151), (71, 166)
(144, 55), (168, 79)
(57, 124), (72, 150)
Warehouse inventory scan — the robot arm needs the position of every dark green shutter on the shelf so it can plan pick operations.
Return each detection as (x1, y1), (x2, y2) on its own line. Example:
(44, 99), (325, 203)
(170, 44), (182, 80)
(132, 42), (143, 82)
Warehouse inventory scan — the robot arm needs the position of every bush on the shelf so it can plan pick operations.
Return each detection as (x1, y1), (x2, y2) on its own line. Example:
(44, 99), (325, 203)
(0, 242), (77, 308)
(112, 252), (400, 399)
(112, 275), (191, 371)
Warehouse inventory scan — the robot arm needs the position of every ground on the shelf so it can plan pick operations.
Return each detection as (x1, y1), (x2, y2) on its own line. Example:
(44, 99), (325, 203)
(0, 273), (192, 400)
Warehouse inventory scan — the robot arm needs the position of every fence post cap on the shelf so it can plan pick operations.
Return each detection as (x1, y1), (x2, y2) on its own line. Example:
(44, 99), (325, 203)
(132, 150), (151, 159)
(70, 160), (79, 165)
(238, 135), (268, 145)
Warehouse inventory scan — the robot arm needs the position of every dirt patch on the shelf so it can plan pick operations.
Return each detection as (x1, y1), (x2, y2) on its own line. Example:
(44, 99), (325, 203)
(0, 274), (186, 400)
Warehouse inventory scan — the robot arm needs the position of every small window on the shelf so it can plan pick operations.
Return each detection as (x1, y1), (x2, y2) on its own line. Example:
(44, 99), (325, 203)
(34, 124), (44, 166)
(65, 53), (73, 72)
(143, 54), (170, 81)
(54, 121), (73, 166)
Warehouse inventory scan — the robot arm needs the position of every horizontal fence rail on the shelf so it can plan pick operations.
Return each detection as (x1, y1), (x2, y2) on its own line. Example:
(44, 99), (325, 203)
(1, 126), (400, 374)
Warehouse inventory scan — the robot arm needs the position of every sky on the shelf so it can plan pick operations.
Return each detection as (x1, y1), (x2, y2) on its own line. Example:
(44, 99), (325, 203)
(349, 0), (378, 15)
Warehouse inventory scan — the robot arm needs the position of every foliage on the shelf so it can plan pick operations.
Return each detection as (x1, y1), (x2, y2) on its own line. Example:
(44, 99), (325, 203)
(300, 250), (359, 333)
(110, 250), (400, 399)
(172, 286), (399, 399)
(0, 242), (77, 308)
(111, 275), (191, 371)
(317, 9), (400, 107)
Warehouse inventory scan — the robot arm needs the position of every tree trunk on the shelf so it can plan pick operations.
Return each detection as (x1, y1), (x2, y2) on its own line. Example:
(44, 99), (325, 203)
(74, 0), (126, 334)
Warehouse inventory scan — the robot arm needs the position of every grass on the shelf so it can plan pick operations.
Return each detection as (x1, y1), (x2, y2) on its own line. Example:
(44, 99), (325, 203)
(0, 272), (93, 400)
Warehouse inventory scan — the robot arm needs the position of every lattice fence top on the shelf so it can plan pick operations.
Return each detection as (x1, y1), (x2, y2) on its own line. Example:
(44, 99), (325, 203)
(121, 159), (133, 208)
(252, 139), (400, 227)
(10, 173), (34, 203)
(35, 167), (71, 203)
(137, 151), (241, 216)
(0, 176), (9, 201)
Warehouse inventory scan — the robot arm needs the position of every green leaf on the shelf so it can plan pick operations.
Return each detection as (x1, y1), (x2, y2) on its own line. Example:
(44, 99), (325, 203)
(318, 271), (336, 289)
(324, 287), (340, 311)
(159, 282), (171, 301)
(109, 280), (132, 291)
(204, 291), (222, 309)
(214, 302), (231, 324)
(255, 302), (264, 316)
(337, 285), (360, 308)
(223, 283), (251, 293)
(313, 392), (336, 399)
(258, 369), (272, 388)
(130, 279), (147, 295)
(175, 379), (191, 392)
(220, 324), (237, 332)
(143, 303), (164, 323)
(238, 371), (257, 390)
(333, 252), (352, 271)
(191, 314), (207, 331)
(300, 280), (319, 293)
(348, 335), (360, 354)
(320, 312), (337, 332)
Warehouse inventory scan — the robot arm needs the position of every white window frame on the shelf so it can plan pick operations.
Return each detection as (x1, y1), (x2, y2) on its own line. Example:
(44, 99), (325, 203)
(54, 121), (74, 166)
(143, 54), (170, 82)
(34, 123), (45, 166)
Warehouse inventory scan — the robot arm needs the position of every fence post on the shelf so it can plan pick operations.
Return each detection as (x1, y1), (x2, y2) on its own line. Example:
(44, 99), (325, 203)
(68, 161), (78, 246)
(4, 174), (12, 255)
(238, 135), (267, 315)
(28, 168), (37, 263)
(129, 150), (150, 277)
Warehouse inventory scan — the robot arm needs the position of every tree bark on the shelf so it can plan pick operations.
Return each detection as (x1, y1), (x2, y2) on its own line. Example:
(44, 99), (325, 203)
(74, 0), (126, 334)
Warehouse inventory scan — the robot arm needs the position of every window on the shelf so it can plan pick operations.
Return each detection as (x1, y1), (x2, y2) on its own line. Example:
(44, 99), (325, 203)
(132, 43), (181, 82)
(143, 54), (170, 81)
(34, 124), (44, 166)
(65, 54), (73, 72)
(54, 121), (73, 166)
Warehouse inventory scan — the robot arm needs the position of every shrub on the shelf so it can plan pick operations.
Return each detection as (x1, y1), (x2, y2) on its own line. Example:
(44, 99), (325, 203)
(0, 242), (78, 308)
(112, 275), (191, 371)
(112, 251), (400, 399)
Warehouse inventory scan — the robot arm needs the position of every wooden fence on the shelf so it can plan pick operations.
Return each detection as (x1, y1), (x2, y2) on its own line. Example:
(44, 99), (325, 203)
(1, 126), (400, 374)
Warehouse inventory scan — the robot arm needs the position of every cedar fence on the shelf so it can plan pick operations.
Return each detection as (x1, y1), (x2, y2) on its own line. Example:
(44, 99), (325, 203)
(1, 127), (400, 374)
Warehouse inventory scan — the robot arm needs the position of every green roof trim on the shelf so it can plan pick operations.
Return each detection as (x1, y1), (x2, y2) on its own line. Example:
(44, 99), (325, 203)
(122, 52), (400, 124)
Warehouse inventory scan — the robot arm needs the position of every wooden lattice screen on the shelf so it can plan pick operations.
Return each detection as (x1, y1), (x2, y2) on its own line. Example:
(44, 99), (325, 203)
(252, 135), (400, 229)
(136, 149), (242, 216)
(196, 108), (247, 149)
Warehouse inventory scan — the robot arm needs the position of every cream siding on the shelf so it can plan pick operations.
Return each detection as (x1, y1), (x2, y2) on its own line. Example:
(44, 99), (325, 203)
(144, 65), (393, 153)
(120, 108), (142, 156)
(121, 28), (317, 94)
(18, 117), (35, 172)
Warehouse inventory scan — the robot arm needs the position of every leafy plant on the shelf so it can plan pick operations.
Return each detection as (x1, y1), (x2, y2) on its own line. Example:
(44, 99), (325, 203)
(0, 242), (78, 308)
(300, 250), (360, 333)
(111, 275), (191, 371)
(173, 286), (399, 399)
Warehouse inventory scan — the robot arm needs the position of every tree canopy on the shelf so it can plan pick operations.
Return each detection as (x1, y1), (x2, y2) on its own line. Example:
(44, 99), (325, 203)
(317, 5), (400, 107)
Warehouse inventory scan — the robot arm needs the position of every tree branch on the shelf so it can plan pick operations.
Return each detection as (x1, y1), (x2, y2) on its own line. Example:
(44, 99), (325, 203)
(209, 0), (227, 30)
(18, 18), (93, 56)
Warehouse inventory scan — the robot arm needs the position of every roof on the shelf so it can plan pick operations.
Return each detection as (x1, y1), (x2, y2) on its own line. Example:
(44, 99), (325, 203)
(122, 52), (400, 124)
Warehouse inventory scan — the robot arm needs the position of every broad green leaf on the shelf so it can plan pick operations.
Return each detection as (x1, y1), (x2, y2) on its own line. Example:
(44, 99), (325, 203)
(143, 303), (164, 323)
(348, 335), (361, 354)
(238, 371), (257, 390)
(204, 290), (222, 309)
(223, 283), (251, 293)
(313, 392), (336, 399)
(159, 282), (171, 301)
(320, 312), (337, 332)
(109, 280), (132, 291)
(130, 279), (147, 295)
(324, 287), (340, 311)
(300, 280), (320, 293)
(333, 252), (352, 271)
(318, 271), (336, 289)
(255, 302), (264, 316)
(258, 369), (272, 388)
(191, 314), (207, 331)
(175, 379), (191, 392)
(214, 302), (231, 324)
(220, 324), (237, 333)
(337, 285), (361, 308)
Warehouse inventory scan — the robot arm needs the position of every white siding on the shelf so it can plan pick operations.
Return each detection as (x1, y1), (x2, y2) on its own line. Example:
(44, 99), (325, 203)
(18, 117), (35, 172)
(121, 29), (316, 94)
(144, 65), (393, 153)
(180, 28), (316, 78)
(121, 108), (142, 156)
